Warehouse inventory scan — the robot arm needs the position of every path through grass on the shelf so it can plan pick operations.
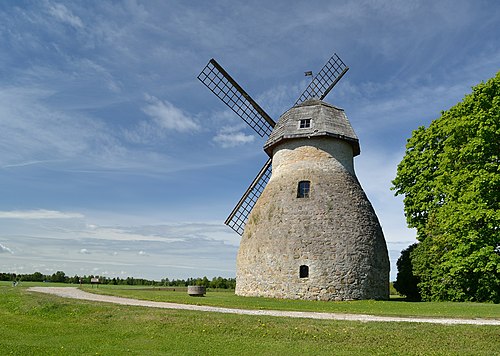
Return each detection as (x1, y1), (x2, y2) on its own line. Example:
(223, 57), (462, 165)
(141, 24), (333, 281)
(80, 284), (500, 320)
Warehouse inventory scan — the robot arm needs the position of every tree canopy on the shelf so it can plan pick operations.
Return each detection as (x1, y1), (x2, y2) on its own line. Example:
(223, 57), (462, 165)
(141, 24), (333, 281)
(392, 72), (500, 302)
(393, 243), (421, 301)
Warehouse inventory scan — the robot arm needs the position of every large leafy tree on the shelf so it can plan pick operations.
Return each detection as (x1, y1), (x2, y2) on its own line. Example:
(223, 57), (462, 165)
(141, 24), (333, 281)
(392, 72), (500, 302)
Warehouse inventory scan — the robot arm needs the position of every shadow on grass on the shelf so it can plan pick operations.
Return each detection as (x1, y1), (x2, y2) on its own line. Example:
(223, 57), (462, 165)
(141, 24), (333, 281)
(389, 296), (422, 302)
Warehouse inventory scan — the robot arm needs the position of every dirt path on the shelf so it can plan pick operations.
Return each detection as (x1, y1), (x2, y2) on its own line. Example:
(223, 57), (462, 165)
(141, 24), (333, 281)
(28, 287), (500, 326)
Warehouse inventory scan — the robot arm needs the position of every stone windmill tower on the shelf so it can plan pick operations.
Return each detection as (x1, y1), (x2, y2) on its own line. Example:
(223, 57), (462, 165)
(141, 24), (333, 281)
(198, 53), (389, 300)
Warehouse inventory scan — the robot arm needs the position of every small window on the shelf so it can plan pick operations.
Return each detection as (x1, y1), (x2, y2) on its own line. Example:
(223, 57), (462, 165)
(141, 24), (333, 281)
(299, 118), (311, 129)
(299, 265), (309, 278)
(297, 180), (310, 198)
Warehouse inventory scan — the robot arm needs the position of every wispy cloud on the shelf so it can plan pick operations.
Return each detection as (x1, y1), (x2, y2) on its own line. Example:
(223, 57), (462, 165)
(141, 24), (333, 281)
(0, 86), (114, 169)
(0, 86), (192, 176)
(84, 226), (185, 243)
(46, 2), (84, 29)
(1, 160), (63, 169)
(142, 95), (200, 133)
(0, 243), (14, 254)
(0, 210), (84, 220)
(213, 125), (255, 148)
(256, 82), (305, 118)
(0, 1), (497, 282)
(0, 219), (238, 279)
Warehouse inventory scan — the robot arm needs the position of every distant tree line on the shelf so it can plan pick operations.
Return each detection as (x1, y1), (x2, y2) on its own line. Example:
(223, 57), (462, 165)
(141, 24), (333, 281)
(0, 271), (236, 289)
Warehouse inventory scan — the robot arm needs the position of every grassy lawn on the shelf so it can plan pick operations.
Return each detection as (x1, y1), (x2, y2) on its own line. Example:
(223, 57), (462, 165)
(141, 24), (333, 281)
(76, 283), (500, 320)
(1, 283), (499, 355)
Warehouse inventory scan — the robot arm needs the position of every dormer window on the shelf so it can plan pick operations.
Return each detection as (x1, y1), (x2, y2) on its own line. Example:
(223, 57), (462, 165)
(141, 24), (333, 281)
(299, 118), (311, 129)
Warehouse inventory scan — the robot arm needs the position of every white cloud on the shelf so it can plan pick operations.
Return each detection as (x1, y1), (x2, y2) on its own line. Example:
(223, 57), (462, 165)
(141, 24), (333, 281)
(212, 124), (255, 148)
(213, 131), (255, 148)
(0, 217), (239, 279)
(77, 59), (122, 93)
(1, 0), (497, 283)
(84, 226), (185, 243)
(0, 86), (122, 170)
(0, 210), (84, 220)
(0, 86), (194, 176)
(0, 243), (14, 254)
(47, 3), (84, 29)
(256, 82), (305, 118)
(142, 95), (200, 133)
(2, 160), (63, 169)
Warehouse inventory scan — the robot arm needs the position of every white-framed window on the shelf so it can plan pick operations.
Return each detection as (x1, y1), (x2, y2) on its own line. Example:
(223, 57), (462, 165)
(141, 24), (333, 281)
(299, 118), (311, 129)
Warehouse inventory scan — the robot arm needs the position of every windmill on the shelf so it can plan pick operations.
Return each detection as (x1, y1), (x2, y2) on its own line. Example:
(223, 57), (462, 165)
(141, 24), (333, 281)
(198, 53), (389, 300)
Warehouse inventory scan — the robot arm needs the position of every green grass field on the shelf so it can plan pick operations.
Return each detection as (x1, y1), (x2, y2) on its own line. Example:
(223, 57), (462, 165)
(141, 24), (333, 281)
(1, 282), (499, 355)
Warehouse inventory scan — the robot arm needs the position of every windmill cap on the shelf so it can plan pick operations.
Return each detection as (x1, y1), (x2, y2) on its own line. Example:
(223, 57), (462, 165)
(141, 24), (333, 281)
(263, 99), (360, 157)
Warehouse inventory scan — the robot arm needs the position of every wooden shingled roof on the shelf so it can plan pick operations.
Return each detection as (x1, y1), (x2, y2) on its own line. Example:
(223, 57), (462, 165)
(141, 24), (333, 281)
(263, 99), (360, 157)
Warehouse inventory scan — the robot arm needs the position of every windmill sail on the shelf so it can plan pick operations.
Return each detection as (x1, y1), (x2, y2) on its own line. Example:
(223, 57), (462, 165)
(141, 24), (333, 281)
(225, 159), (272, 235)
(198, 53), (349, 236)
(294, 53), (349, 106)
(198, 59), (275, 138)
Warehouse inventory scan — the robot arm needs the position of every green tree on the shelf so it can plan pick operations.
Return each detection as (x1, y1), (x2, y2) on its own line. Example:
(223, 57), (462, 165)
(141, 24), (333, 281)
(196, 276), (210, 287)
(50, 271), (67, 283)
(393, 243), (421, 301)
(392, 72), (500, 302)
(32, 272), (44, 282)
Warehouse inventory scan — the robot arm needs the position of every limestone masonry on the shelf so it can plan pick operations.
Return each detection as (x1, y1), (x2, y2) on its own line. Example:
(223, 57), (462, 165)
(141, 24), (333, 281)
(235, 100), (390, 300)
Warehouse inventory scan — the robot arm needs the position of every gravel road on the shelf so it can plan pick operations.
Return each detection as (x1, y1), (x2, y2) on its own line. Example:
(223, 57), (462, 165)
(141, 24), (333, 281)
(28, 287), (500, 326)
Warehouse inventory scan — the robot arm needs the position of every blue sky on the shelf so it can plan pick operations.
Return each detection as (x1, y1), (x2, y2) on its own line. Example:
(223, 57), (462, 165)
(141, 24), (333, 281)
(0, 0), (499, 281)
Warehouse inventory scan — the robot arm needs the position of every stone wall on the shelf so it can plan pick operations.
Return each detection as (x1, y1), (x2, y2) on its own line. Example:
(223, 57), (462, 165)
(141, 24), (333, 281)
(236, 137), (389, 300)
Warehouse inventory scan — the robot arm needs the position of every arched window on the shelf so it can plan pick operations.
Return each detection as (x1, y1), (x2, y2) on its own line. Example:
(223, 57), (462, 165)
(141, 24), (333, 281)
(299, 265), (309, 278)
(297, 180), (310, 198)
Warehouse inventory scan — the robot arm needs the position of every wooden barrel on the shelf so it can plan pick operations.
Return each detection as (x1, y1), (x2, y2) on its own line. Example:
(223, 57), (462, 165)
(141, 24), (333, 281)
(187, 285), (206, 296)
